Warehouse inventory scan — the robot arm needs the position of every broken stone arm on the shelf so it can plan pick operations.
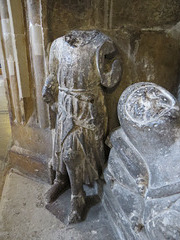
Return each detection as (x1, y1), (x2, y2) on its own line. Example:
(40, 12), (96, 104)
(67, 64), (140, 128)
(42, 41), (60, 181)
(42, 41), (59, 131)
(42, 40), (59, 106)
(97, 40), (122, 88)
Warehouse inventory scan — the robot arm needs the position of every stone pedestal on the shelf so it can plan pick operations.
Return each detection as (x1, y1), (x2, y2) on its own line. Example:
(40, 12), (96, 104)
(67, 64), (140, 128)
(103, 82), (180, 240)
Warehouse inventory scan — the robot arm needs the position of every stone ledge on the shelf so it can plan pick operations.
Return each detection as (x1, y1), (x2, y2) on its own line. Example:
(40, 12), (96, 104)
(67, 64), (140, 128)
(7, 146), (49, 183)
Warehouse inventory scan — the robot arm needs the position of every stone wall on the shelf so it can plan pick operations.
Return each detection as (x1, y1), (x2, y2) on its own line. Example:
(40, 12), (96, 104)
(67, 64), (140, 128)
(0, 0), (51, 182)
(0, 0), (180, 181)
(45, 0), (180, 130)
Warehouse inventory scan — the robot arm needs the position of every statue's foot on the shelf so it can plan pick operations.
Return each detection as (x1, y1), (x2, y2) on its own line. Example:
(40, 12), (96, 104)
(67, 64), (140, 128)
(68, 210), (82, 224)
(45, 180), (69, 203)
(68, 192), (86, 224)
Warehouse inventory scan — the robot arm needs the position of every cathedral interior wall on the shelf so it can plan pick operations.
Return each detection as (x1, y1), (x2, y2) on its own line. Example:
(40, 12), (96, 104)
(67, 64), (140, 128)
(0, 0), (180, 182)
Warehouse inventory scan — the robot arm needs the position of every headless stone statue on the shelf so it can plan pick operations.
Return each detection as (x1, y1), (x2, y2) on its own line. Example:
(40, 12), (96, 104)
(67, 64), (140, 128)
(104, 82), (180, 239)
(42, 30), (121, 223)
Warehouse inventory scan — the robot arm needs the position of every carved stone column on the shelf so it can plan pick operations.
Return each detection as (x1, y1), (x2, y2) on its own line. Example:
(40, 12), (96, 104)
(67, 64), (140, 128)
(26, 0), (49, 128)
(0, 0), (51, 182)
(0, 0), (21, 123)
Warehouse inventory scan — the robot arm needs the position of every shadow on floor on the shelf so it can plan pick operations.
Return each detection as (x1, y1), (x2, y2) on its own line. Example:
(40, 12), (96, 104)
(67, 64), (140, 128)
(46, 188), (117, 240)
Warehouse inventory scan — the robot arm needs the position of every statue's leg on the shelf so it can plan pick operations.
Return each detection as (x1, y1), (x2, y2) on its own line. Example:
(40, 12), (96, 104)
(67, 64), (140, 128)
(45, 161), (70, 203)
(65, 162), (86, 224)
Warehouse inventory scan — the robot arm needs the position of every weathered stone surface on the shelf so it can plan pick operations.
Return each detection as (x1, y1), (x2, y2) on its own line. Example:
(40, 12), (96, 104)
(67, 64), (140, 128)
(104, 28), (180, 130)
(0, 171), (117, 240)
(1, 1), (180, 238)
(44, 0), (180, 131)
(27, 0), (49, 129)
(135, 32), (180, 95)
(103, 82), (180, 239)
(2, 0), (180, 185)
(111, 0), (180, 28)
(46, 0), (95, 41)
(46, 0), (180, 36)
(42, 30), (121, 223)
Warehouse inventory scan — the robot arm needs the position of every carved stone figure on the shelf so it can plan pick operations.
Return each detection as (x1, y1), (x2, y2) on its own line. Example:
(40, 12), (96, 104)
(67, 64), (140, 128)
(103, 82), (180, 239)
(42, 30), (121, 223)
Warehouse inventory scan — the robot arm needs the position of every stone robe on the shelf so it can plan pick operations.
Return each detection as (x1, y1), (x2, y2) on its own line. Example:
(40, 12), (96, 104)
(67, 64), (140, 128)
(43, 30), (121, 185)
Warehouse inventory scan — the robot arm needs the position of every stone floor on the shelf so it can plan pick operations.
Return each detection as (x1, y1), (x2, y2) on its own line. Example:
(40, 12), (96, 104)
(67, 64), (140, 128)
(0, 170), (117, 240)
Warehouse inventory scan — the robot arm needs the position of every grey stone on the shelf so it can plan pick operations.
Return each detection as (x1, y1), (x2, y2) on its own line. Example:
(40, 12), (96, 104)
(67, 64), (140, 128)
(103, 82), (180, 239)
(0, 171), (117, 240)
(42, 30), (121, 223)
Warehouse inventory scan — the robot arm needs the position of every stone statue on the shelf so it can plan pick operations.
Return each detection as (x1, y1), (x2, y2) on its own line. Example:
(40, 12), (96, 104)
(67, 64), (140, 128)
(42, 30), (121, 223)
(103, 82), (180, 239)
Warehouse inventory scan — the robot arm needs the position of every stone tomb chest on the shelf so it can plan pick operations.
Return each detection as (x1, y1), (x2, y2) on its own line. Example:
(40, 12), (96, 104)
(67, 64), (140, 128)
(103, 82), (180, 240)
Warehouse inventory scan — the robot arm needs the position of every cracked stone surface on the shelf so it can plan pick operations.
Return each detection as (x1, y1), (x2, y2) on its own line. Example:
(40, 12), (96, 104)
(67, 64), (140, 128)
(103, 82), (180, 240)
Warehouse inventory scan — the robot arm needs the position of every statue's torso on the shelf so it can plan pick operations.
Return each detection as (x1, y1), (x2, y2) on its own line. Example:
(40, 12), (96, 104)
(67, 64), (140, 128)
(55, 31), (108, 130)
(56, 31), (106, 91)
